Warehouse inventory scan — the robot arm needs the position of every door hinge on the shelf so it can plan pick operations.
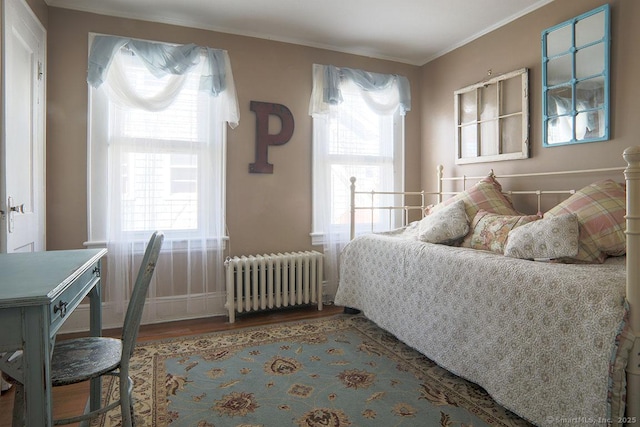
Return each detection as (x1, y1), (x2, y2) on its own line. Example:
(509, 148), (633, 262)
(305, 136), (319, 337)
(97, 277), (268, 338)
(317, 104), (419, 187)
(37, 61), (43, 81)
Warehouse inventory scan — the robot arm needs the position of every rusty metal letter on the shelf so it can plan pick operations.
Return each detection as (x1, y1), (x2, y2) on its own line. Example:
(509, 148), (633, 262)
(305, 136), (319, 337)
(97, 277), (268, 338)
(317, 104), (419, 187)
(249, 101), (295, 174)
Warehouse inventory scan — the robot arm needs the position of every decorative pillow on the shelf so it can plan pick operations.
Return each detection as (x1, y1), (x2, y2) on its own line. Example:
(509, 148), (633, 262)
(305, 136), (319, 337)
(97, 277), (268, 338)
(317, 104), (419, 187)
(464, 210), (540, 253)
(544, 179), (626, 263)
(504, 213), (579, 260)
(416, 200), (469, 244)
(427, 174), (520, 223)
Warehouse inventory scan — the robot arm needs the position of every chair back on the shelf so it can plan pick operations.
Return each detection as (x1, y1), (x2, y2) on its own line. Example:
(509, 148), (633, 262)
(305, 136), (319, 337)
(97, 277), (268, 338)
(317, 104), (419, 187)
(121, 231), (164, 359)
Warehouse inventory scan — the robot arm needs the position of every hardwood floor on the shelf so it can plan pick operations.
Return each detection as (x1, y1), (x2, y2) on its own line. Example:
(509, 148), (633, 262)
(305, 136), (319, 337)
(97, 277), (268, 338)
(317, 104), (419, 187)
(0, 304), (344, 427)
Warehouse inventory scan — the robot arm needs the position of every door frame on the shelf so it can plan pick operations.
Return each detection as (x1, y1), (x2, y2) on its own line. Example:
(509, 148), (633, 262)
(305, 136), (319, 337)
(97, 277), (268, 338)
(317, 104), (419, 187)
(1, 0), (47, 252)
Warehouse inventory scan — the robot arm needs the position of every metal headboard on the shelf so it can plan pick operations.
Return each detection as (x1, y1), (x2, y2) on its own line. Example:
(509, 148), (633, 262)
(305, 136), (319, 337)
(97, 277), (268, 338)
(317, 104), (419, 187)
(349, 165), (626, 240)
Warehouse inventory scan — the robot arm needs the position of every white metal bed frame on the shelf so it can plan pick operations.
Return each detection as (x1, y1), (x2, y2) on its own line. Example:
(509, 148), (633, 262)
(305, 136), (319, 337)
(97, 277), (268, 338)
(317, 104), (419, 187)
(349, 146), (640, 423)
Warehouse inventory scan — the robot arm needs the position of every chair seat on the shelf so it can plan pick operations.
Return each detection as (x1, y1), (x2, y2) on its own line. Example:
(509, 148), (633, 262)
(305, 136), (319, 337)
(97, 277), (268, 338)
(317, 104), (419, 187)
(51, 337), (122, 386)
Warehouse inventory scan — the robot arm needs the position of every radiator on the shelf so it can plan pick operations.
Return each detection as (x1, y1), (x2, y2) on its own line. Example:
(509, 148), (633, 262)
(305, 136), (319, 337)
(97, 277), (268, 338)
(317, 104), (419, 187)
(224, 251), (323, 323)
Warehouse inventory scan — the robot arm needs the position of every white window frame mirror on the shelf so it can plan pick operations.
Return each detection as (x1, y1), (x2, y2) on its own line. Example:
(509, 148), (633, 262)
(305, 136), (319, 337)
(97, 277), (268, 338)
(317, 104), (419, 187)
(454, 68), (529, 165)
(542, 4), (610, 147)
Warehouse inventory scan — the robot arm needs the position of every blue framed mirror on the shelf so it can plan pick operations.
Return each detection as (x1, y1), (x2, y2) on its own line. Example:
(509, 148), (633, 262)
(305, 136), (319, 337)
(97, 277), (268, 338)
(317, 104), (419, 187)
(542, 4), (610, 147)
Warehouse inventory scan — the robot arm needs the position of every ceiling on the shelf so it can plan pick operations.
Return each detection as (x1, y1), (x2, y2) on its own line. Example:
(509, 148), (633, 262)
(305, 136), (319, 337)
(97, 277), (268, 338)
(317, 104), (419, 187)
(45, 0), (553, 65)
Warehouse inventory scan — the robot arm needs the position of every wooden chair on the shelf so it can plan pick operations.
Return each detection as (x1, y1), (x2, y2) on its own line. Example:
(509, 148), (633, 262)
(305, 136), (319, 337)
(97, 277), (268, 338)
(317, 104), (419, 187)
(11, 231), (164, 427)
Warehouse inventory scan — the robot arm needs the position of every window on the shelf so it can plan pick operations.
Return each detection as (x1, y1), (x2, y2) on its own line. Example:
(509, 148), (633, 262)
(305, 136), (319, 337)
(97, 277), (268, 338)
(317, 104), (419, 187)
(111, 53), (206, 235)
(312, 79), (404, 241)
(87, 35), (238, 326)
(88, 41), (228, 243)
(310, 65), (407, 242)
(310, 64), (408, 297)
(454, 68), (529, 164)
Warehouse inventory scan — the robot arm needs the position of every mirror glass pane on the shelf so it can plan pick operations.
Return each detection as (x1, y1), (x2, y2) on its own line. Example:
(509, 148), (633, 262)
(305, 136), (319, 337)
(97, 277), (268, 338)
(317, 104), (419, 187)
(576, 43), (604, 79)
(546, 24), (572, 56)
(593, 109), (606, 139)
(460, 91), (476, 124)
(576, 77), (604, 110)
(547, 54), (572, 86)
(460, 125), (478, 158)
(547, 116), (573, 145)
(576, 12), (604, 47)
(547, 86), (573, 116)
(479, 84), (497, 121)
(575, 111), (590, 141)
(575, 111), (604, 141)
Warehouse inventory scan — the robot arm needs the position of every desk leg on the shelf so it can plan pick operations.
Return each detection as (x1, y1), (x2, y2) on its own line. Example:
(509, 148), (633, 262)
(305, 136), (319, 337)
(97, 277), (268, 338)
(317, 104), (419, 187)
(22, 305), (53, 426)
(89, 272), (103, 414)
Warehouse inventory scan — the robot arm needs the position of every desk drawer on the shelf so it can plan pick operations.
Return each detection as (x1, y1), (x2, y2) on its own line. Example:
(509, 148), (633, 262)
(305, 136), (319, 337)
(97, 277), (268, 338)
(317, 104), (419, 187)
(50, 263), (100, 336)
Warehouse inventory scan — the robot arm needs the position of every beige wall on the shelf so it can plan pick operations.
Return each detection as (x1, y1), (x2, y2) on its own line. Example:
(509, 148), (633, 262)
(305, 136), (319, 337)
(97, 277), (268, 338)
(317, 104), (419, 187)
(42, 0), (640, 251)
(421, 0), (640, 200)
(45, 8), (422, 254)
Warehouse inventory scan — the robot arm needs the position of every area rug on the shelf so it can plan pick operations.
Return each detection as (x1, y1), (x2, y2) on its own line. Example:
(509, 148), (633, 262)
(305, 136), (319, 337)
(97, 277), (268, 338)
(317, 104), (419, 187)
(94, 314), (532, 426)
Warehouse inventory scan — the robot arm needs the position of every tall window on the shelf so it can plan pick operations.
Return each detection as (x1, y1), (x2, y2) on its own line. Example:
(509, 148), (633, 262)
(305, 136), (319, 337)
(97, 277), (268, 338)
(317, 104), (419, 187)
(315, 79), (404, 233)
(310, 64), (409, 297)
(106, 51), (217, 238)
(87, 35), (239, 327)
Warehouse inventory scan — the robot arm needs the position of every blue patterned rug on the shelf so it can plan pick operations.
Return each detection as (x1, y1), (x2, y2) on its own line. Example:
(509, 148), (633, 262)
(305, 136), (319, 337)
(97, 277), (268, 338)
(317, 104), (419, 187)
(95, 314), (531, 426)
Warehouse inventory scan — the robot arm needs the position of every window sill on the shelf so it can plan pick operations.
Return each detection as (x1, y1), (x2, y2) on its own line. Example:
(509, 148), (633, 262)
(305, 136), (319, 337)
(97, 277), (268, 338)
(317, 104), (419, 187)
(310, 232), (325, 247)
(84, 236), (229, 251)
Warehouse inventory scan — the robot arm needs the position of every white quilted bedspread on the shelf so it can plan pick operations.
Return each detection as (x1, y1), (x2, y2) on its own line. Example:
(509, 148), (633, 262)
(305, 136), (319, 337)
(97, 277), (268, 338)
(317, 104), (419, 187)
(334, 228), (628, 427)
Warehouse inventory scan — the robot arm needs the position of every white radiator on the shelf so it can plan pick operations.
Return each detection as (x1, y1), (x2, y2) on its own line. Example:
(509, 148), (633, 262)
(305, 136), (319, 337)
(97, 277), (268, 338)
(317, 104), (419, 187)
(224, 251), (323, 323)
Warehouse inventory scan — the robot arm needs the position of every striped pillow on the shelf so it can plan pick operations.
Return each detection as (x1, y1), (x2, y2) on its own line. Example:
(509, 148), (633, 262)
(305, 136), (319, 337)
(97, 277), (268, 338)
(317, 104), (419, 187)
(544, 179), (626, 263)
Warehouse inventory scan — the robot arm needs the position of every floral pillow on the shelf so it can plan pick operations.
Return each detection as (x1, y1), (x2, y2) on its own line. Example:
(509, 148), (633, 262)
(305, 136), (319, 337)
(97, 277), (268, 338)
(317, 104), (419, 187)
(504, 213), (579, 260)
(464, 210), (540, 253)
(416, 200), (469, 245)
(427, 174), (520, 223)
(544, 179), (626, 263)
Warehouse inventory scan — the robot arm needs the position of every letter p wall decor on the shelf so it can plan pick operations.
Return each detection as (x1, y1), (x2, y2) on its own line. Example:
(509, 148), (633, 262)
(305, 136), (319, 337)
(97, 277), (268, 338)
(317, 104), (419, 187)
(249, 101), (295, 174)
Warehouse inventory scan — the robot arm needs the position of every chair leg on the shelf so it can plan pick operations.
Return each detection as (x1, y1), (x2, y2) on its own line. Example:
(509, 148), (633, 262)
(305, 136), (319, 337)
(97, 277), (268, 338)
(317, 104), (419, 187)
(12, 383), (25, 427)
(119, 374), (133, 427)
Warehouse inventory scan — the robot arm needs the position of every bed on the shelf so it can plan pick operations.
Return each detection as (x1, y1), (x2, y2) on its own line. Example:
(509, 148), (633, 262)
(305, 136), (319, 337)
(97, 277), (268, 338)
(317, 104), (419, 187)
(334, 146), (640, 427)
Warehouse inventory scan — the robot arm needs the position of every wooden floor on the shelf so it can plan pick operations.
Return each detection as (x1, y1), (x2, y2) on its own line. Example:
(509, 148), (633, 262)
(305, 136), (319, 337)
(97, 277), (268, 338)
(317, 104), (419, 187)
(0, 304), (344, 427)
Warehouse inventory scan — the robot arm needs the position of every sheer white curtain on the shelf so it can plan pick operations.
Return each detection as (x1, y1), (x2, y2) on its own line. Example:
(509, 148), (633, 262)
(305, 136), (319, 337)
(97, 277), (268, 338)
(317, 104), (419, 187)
(87, 35), (239, 326)
(309, 64), (409, 299)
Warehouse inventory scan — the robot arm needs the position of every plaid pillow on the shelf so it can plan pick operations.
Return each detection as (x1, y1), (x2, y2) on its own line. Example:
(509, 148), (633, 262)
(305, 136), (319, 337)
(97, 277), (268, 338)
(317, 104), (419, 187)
(428, 174), (520, 224)
(544, 179), (626, 263)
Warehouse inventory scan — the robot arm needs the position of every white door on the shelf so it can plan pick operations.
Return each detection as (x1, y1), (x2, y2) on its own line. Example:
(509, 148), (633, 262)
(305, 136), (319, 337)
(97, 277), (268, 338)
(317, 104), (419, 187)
(1, 0), (46, 253)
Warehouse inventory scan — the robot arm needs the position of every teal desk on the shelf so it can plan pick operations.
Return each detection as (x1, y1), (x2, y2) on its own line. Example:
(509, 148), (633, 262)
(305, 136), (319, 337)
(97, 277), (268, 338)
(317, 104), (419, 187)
(0, 248), (107, 426)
